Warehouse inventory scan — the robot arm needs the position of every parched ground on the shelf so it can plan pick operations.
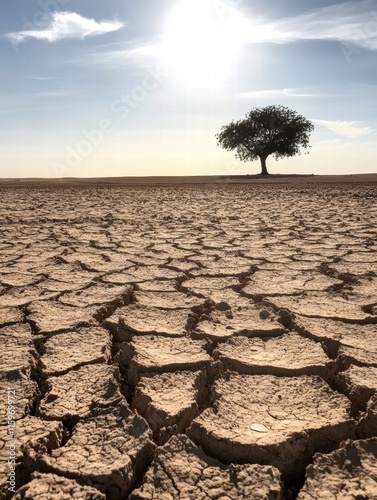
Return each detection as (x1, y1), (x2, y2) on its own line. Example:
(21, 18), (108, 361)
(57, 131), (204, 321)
(0, 175), (377, 499)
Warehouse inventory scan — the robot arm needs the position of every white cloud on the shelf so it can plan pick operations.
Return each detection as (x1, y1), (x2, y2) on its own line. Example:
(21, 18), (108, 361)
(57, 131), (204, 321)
(86, 43), (161, 66)
(239, 88), (321, 98)
(33, 91), (70, 97)
(121, 45), (161, 59)
(6, 11), (124, 44)
(245, 0), (377, 51)
(313, 119), (375, 138)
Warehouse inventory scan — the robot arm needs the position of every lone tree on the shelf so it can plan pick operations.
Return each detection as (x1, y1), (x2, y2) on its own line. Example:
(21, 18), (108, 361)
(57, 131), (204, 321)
(216, 105), (314, 175)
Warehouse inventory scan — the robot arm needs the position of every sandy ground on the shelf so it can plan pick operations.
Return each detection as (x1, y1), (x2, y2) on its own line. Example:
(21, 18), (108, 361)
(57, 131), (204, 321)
(0, 174), (377, 499)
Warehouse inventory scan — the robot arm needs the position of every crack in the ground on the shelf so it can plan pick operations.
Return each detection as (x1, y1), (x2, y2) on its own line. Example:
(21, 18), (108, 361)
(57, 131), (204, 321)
(1, 182), (377, 499)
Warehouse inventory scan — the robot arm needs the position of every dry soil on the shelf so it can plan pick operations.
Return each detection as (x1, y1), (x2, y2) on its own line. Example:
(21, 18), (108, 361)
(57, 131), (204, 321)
(1, 175), (376, 499)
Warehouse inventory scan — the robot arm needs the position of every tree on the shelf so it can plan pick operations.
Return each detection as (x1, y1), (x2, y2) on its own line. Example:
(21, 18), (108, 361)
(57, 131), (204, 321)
(216, 105), (314, 175)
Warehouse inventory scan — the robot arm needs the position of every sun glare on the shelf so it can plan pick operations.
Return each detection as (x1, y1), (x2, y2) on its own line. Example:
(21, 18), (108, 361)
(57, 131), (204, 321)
(162, 0), (248, 88)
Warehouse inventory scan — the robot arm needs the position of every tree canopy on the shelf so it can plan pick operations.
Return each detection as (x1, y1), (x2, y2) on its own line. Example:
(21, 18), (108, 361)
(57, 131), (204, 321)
(216, 105), (315, 175)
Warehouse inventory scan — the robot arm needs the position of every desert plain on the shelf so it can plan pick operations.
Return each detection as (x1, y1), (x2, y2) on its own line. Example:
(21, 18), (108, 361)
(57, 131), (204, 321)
(0, 174), (376, 499)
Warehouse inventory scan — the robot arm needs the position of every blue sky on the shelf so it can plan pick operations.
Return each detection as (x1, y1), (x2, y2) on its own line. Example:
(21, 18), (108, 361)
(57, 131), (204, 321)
(1, 0), (376, 178)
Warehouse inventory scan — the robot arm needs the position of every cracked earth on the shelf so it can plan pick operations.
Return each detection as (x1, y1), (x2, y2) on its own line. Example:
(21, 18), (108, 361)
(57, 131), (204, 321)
(0, 177), (377, 499)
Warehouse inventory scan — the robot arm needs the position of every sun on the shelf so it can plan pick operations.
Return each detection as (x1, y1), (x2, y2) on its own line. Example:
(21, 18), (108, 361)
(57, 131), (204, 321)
(161, 0), (248, 88)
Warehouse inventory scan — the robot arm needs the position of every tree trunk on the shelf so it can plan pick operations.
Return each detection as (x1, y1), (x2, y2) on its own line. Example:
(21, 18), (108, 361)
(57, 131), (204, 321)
(259, 156), (269, 175)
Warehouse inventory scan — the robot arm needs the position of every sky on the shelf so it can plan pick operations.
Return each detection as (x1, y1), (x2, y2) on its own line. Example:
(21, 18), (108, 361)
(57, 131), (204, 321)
(1, 0), (377, 178)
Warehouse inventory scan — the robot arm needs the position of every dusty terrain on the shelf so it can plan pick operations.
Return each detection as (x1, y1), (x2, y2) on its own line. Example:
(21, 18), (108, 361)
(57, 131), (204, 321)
(0, 175), (376, 499)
